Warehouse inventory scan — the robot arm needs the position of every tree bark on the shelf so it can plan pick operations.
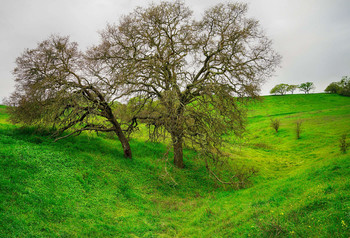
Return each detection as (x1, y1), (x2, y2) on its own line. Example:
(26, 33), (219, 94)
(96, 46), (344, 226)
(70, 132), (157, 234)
(104, 104), (132, 159)
(172, 133), (184, 168)
(114, 126), (132, 159)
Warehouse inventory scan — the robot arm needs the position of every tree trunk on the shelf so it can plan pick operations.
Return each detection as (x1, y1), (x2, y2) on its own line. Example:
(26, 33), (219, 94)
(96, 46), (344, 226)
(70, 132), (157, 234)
(105, 105), (132, 159)
(172, 133), (184, 168)
(114, 126), (132, 159)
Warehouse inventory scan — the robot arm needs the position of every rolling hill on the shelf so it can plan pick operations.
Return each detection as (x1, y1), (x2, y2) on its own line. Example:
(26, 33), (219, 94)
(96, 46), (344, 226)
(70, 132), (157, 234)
(0, 93), (349, 237)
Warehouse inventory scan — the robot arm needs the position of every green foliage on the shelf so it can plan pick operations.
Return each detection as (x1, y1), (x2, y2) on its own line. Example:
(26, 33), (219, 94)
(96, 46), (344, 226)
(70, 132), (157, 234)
(270, 84), (299, 95)
(1, 93), (350, 237)
(325, 76), (350, 97)
(287, 84), (298, 94)
(325, 82), (341, 94)
(270, 83), (289, 95)
(299, 82), (315, 94)
(270, 118), (280, 133)
(339, 76), (350, 96)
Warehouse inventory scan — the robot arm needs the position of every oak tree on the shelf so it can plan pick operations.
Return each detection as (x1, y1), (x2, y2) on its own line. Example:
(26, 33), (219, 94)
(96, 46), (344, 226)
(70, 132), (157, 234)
(270, 83), (289, 95)
(299, 82), (315, 94)
(287, 84), (298, 94)
(7, 35), (132, 158)
(97, 1), (281, 168)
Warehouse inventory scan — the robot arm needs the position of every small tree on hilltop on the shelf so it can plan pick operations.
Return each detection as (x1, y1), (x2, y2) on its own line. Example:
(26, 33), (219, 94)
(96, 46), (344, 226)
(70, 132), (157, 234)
(325, 82), (341, 94)
(287, 84), (298, 94)
(299, 82), (315, 94)
(270, 84), (289, 95)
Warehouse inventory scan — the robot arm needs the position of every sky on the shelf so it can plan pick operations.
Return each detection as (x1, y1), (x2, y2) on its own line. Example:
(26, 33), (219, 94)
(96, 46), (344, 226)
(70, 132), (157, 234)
(1, 0), (350, 103)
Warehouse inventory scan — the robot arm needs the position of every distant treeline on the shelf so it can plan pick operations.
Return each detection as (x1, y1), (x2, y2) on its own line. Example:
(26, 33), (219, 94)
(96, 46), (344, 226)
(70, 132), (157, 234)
(270, 82), (314, 95)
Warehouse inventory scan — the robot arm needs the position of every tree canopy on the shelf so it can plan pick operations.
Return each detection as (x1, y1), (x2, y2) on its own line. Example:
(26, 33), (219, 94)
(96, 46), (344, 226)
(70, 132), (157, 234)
(99, 1), (280, 167)
(325, 76), (350, 96)
(339, 76), (350, 96)
(287, 84), (298, 94)
(325, 82), (341, 94)
(6, 36), (132, 158)
(7, 1), (281, 169)
(299, 82), (315, 94)
(270, 84), (289, 95)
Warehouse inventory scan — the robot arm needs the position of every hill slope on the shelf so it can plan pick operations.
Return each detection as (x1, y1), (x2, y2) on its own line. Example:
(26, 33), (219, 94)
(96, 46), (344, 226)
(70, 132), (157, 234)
(0, 94), (349, 237)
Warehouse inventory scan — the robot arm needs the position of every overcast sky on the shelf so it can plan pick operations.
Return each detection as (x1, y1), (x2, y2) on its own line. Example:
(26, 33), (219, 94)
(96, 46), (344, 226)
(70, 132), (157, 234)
(1, 0), (350, 103)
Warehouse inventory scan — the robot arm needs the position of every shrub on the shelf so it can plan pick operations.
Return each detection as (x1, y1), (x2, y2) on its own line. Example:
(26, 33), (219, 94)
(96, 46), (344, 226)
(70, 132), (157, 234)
(339, 76), (350, 96)
(270, 118), (280, 133)
(324, 76), (350, 97)
(295, 120), (302, 139)
(339, 134), (349, 153)
(325, 82), (341, 94)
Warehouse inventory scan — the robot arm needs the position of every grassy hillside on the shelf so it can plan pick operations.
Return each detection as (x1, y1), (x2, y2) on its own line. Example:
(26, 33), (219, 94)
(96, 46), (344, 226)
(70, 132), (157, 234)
(0, 94), (349, 237)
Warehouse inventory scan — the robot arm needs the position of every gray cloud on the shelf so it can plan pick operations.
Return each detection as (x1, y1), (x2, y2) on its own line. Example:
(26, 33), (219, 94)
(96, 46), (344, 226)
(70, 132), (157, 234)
(1, 0), (350, 103)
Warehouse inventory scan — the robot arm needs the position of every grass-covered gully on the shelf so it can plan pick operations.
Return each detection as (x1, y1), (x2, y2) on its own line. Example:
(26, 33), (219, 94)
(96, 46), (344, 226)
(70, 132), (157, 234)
(0, 93), (349, 237)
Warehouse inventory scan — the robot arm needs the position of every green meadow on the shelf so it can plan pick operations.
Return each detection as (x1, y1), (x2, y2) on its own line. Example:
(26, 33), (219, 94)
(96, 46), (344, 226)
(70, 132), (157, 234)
(0, 93), (349, 237)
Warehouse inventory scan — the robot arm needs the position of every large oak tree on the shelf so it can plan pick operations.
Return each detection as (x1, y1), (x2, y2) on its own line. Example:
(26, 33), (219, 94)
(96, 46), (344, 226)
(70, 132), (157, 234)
(96, 1), (281, 168)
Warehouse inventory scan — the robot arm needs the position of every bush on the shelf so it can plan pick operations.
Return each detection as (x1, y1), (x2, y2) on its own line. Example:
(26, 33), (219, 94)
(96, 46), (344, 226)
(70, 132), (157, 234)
(295, 120), (302, 139)
(270, 118), (280, 133)
(325, 76), (350, 96)
(339, 134), (349, 153)
(325, 82), (341, 94)
(339, 76), (350, 96)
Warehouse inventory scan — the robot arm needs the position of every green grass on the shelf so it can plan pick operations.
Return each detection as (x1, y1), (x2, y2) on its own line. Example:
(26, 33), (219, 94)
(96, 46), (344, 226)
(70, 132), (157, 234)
(0, 93), (349, 237)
